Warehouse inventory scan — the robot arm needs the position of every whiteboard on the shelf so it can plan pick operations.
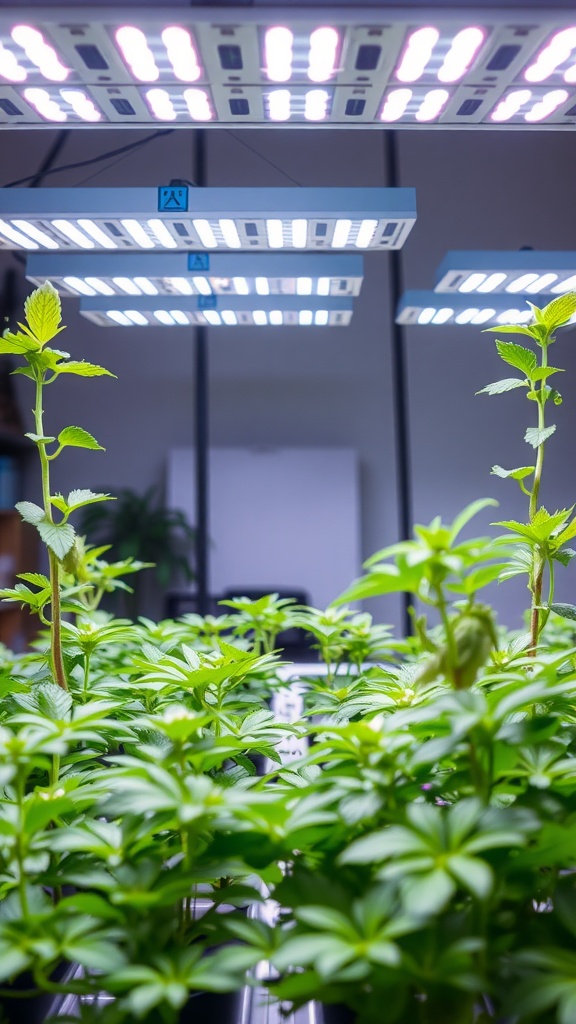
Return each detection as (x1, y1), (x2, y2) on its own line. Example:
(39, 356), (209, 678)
(167, 447), (360, 609)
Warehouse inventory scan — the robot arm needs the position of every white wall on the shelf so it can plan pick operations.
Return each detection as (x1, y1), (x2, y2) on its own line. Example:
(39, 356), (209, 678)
(3, 126), (576, 628)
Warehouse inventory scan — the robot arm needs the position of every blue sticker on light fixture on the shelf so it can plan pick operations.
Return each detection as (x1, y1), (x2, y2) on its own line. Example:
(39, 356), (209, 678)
(188, 253), (210, 271)
(158, 186), (189, 212)
(198, 295), (217, 309)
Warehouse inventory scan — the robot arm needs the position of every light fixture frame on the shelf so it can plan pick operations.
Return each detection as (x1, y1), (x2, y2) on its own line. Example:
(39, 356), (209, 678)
(395, 289), (576, 327)
(25, 251), (365, 297)
(0, 186), (416, 252)
(0, 8), (575, 128)
(435, 250), (576, 294)
(80, 294), (355, 327)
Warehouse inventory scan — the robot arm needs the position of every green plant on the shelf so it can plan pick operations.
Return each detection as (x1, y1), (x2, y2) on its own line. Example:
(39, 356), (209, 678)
(80, 485), (195, 617)
(0, 283), (115, 690)
(479, 292), (576, 651)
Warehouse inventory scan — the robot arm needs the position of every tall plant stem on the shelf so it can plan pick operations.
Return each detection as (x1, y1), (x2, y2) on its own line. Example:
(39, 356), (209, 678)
(34, 375), (67, 691)
(528, 342), (549, 654)
(436, 584), (457, 686)
(529, 343), (548, 521)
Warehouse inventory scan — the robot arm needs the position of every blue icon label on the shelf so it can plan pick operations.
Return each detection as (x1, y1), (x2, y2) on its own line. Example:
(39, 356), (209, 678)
(198, 295), (217, 309)
(188, 253), (211, 271)
(157, 186), (189, 212)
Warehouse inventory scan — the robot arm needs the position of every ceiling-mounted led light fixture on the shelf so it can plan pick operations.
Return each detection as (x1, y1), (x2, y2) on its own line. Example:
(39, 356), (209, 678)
(0, 187), (415, 253)
(0, 8), (575, 129)
(79, 295), (354, 328)
(26, 252), (364, 298)
(435, 251), (576, 295)
(395, 290), (574, 327)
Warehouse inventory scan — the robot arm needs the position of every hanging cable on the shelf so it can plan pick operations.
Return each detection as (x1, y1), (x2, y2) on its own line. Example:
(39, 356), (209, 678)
(2, 129), (174, 188)
(224, 131), (304, 186)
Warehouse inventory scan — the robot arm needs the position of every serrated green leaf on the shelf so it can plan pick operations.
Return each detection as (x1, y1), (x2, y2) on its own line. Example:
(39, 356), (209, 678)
(55, 361), (115, 378)
(0, 330), (41, 354)
(37, 519), (76, 559)
(484, 324), (536, 337)
(15, 500), (45, 525)
(66, 489), (114, 511)
(24, 281), (63, 345)
(532, 366), (564, 381)
(525, 425), (556, 448)
(495, 341), (537, 376)
(14, 681), (72, 719)
(17, 572), (50, 588)
(549, 603), (576, 621)
(57, 426), (104, 451)
(554, 547), (576, 567)
(540, 292), (576, 332)
(491, 465), (534, 481)
(476, 378), (528, 395)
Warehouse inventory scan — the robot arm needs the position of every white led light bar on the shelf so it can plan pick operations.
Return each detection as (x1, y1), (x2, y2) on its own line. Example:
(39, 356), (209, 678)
(25, 252), (364, 297)
(0, 8), (575, 128)
(435, 251), (576, 295)
(396, 289), (576, 327)
(79, 295), (354, 327)
(0, 187), (415, 252)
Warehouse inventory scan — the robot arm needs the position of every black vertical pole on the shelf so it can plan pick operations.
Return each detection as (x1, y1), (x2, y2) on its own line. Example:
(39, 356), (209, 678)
(194, 130), (209, 615)
(384, 130), (413, 637)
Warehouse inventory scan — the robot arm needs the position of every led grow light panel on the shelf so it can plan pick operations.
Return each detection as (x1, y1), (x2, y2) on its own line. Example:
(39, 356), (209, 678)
(79, 295), (354, 328)
(25, 253), (364, 298)
(395, 290), (576, 327)
(0, 187), (414, 253)
(435, 252), (576, 295)
(0, 9), (576, 128)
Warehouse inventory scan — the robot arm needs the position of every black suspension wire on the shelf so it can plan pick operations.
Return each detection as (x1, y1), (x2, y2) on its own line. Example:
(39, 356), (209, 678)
(224, 130), (304, 186)
(2, 129), (174, 188)
(384, 129), (414, 637)
(29, 130), (69, 187)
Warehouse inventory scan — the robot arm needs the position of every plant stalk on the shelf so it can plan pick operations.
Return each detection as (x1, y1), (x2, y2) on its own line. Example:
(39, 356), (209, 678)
(34, 374), (67, 691)
(529, 342), (548, 521)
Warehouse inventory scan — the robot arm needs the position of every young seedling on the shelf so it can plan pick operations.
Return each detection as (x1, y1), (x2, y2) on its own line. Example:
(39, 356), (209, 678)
(479, 292), (576, 652)
(0, 282), (115, 690)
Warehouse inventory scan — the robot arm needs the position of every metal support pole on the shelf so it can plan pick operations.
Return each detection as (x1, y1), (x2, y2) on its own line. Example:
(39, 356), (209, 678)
(194, 130), (209, 615)
(384, 130), (413, 637)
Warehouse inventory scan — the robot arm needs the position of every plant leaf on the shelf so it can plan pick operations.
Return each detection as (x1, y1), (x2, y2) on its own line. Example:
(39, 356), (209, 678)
(66, 489), (114, 512)
(0, 330), (41, 354)
(17, 572), (50, 588)
(37, 519), (76, 559)
(55, 360), (115, 377)
(15, 500), (45, 525)
(540, 292), (576, 332)
(549, 603), (576, 622)
(484, 324), (536, 337)
(525, 425), (556, 448)
(476, 378), (528, 395)
(491, 465), (534, 481)
(24, 281), (63, 345)
(495, 341), (538, 376)
(58, 426), (104, 451)
(532, 366), (564, 382)
(449, 498), (498, 543)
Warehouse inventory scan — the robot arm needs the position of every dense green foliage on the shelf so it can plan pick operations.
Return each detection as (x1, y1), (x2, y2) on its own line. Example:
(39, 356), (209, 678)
(0, 285), (576, 1023)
